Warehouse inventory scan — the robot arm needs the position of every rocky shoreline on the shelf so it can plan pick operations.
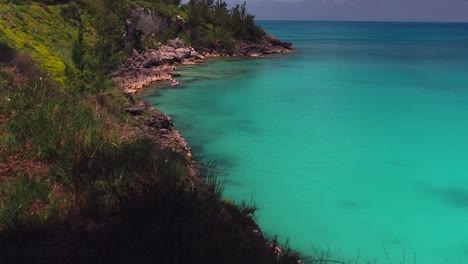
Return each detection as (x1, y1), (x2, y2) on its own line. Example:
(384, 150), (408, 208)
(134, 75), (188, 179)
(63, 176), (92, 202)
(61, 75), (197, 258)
(115, 37), (296, 260)
(115, 35), (294, 169)
(114, 35), (294, 256)
(122, 98), (298, 262)
(113, 36), (294, 94)
(115, 34), (294, 172)
(124, 97), (199, 181)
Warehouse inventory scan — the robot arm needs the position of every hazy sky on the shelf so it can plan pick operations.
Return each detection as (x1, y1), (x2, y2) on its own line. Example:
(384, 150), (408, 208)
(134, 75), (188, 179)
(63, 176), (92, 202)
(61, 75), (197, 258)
(224, 0), (468, 22)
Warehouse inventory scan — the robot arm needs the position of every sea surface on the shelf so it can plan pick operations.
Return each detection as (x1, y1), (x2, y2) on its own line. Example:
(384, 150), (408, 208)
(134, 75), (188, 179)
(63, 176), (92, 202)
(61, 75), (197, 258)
(144, 21), (468, 263)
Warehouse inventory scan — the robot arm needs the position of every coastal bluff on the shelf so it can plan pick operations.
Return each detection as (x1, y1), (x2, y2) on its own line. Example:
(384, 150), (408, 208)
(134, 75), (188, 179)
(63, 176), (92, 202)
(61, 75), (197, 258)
(0, 1), (305, 262)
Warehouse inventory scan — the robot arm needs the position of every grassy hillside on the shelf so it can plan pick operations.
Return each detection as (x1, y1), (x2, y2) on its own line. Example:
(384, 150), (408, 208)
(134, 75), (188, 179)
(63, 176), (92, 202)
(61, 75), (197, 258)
(0, 1), (302, 263)
(0, 1), (73, 84)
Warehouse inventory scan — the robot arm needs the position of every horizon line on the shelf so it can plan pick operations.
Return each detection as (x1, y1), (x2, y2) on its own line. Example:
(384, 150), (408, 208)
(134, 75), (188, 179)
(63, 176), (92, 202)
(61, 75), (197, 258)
(255, 19), (468, 24)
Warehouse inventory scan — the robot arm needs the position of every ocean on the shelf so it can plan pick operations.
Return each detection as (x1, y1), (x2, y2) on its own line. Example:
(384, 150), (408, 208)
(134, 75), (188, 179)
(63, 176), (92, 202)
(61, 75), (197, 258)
(143, 21), (468, 263)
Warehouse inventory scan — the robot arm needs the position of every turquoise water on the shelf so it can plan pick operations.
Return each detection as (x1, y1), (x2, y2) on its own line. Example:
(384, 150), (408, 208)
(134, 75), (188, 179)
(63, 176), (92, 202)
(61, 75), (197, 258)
(144, 21), (468, 263)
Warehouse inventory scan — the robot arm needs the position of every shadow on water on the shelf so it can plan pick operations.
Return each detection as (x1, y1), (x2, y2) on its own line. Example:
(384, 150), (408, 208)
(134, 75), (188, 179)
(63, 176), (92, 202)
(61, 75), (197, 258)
(197, 159), (245, 189)
(422, 184), (468, 209)
(191, 142), (238, 172)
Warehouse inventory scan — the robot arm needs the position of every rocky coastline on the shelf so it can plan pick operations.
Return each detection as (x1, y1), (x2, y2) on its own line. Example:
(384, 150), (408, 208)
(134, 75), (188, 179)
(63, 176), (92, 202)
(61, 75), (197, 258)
(115, 36), (297, 261)
(113, 36), (294, 94)
(115, 33), (294, 173)
(0, 1), (305, 261)
(122, 98), (298, 262)
(114, 34), (294, 171)
(124, 97), (199, 180)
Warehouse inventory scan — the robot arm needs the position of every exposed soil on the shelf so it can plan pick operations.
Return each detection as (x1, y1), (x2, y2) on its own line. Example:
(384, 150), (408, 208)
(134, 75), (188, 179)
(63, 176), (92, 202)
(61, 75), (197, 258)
(0, 153), (50, 181)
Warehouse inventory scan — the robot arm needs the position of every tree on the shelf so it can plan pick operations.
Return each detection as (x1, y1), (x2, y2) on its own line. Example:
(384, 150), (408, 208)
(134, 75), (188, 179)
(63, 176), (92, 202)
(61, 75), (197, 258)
(212, 0), (229, 27)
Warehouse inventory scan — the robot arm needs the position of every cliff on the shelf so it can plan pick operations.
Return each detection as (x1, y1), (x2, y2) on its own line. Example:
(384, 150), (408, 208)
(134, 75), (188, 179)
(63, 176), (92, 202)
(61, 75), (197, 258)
(113, 2), (294, 93)
(0, 1), (301, 263)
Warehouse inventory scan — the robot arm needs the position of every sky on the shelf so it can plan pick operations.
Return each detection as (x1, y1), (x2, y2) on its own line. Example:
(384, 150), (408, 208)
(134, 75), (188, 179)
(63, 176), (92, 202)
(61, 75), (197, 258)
(224, 0), (468, 22)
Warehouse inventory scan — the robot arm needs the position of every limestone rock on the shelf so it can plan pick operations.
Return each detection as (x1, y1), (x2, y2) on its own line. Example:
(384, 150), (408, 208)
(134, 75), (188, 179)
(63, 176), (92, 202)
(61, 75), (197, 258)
(114, 35), (293, 94)
(175, 48), (192, 60)
(190, 50), (204, 60)
(159, 46), (179, 62)
(129, 8), (170, 36)
(167, 38), (186, 49)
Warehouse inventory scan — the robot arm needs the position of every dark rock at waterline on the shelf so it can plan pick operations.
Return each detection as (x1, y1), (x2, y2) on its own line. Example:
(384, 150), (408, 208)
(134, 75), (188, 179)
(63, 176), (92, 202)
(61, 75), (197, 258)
(265, 34), (294, 50)
(144, 112), (173, 130)
(122, 98), (196, 177)
(202, 34), (294, 57)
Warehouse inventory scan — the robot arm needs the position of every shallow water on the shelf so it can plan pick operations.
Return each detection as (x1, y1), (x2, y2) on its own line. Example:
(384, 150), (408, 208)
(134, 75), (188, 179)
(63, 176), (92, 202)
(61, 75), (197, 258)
(144, 21), (468, 263)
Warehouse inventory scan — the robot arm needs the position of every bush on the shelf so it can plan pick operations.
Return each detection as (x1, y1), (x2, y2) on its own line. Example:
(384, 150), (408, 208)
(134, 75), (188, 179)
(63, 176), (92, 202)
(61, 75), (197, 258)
(0, 174), (61, 232)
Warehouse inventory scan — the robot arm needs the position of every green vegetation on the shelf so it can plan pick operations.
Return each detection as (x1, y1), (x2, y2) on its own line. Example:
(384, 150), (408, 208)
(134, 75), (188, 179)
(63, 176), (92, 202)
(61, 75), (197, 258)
(183, 0), (265, 52)
(124, 0), (265, 52)
(0, 1), (301, 263)
(0, 1), (73, 83)
(130, 0), (185, 18)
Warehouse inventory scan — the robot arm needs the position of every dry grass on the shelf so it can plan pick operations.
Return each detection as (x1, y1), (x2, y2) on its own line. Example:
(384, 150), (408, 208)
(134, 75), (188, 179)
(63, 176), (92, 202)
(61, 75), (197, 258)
(0, 154), (50, 180)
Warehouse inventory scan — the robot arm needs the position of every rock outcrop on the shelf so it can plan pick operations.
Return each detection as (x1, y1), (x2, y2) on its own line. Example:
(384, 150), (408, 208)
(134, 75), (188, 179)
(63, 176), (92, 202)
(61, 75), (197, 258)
(127, 8), (188, 38)
(113, 38), (204, 93)
(197, 34), (294, 57)
(137, 100), (192, 158)
(114, 35), (293, 93)
(231, 34), (294, 57)
(125, 98), (198, 179)
(127, 8), (171, 37)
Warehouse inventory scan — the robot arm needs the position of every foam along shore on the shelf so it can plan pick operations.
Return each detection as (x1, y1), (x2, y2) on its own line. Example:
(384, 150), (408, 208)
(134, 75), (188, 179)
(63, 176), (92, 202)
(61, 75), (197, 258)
(113, 36), (294, 94)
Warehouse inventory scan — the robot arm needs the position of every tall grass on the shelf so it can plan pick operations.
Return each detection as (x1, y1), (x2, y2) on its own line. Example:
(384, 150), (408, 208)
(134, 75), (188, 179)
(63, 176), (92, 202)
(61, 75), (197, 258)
(0, 173), (63, 232)
(0, 47), (187, 205)
(0, 53), (300, 262)
(0, 2), (303, 263)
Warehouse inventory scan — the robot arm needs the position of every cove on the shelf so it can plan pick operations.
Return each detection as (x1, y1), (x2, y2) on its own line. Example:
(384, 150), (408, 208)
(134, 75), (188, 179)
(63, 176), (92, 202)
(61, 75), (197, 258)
(144, 21), (468, 263)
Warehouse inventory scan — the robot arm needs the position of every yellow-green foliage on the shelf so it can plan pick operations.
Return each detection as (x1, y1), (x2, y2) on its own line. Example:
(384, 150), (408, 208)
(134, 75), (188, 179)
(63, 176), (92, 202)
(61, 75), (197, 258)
(0, 2), (75, 84)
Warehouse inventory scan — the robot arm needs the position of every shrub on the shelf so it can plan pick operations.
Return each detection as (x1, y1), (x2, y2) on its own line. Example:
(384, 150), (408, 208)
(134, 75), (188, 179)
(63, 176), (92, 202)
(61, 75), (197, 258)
(0, 174), (61, 231)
